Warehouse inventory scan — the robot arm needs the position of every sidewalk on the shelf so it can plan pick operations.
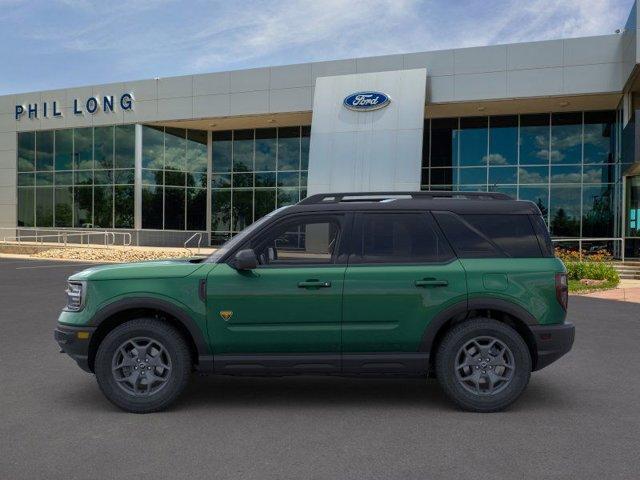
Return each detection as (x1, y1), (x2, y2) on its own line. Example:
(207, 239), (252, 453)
(574, 279), (640, 303)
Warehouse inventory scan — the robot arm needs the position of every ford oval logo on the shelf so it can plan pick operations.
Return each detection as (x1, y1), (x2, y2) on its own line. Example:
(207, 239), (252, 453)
(343, 91), (390, 111)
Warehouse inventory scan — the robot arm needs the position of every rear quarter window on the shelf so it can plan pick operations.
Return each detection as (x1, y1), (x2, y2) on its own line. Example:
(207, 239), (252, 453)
(433, 212), (543, 258)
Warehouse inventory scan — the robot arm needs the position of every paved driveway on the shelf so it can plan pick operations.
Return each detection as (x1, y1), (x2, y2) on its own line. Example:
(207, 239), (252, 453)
(1, 258), (639, 480)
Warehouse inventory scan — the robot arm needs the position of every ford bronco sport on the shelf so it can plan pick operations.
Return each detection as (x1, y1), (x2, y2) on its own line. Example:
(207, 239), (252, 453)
(55, 191), (574, 413)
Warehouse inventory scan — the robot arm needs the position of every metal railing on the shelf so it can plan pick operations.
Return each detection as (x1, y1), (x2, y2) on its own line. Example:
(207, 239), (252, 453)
(1, 229), (132, 249)
(183, 232), (203, 255)
(552, 237), (625, 261)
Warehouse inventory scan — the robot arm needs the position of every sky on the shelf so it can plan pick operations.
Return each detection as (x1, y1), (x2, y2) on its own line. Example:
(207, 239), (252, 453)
(0, 0), (636, 95)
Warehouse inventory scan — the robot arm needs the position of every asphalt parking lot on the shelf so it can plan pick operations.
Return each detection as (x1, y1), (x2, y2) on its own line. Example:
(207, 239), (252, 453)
(1, 258), (639, 480)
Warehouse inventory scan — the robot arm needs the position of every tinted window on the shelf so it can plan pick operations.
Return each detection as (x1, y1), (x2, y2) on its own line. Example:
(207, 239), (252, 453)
(250, 216), (341, 266)
(433, 212), (502, 258)
(461, 215), (542, 257)
(352, 213), (453, 264)
(530, 214), (554, 257)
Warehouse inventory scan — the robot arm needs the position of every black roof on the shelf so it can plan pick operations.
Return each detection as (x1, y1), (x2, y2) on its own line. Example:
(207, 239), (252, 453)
(282, 191), (541, 216)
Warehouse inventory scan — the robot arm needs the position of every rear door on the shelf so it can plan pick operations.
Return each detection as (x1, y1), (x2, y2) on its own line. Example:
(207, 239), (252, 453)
(341, 211), (467, 373)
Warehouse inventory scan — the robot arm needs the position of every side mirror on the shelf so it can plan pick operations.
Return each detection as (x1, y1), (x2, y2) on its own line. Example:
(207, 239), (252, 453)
(234, 249), (258, 270)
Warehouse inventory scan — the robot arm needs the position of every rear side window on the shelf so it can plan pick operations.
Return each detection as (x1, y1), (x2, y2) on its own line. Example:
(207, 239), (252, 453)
(434, 212), (543, 258)
(351, 212), (454, 264)
(461, 214), (542, 257)
(530, 214), (554, 257)
(433, 212), (503, 258)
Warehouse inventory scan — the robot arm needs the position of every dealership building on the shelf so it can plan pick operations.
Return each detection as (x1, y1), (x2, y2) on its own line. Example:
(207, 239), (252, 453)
(2, 4), (640, 256)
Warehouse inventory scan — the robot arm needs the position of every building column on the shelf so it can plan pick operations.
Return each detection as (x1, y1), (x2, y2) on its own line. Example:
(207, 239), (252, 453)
(134, 124), (143, 235)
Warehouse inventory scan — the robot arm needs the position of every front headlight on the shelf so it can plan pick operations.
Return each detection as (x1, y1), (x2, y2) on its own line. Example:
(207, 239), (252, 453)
(64, 281), (86, 312)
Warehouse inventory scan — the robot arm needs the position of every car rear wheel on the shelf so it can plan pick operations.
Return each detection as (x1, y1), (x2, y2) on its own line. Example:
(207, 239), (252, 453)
(95, 318), (191, 413)
(435, 318), (531, 412)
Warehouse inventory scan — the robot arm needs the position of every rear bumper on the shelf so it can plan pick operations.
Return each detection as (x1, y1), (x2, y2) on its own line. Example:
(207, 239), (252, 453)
(531, 322), (575, 371)
(54, 324), (96, 373)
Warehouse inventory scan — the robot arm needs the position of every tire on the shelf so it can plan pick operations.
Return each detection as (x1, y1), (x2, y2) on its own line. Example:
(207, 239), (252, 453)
(435, 318), (531, 413)
(94, 318), (192, 413)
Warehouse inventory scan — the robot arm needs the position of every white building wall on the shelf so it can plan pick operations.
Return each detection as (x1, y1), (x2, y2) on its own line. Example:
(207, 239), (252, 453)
(307, 69), (426, 195)
(0, 23), (636, 228)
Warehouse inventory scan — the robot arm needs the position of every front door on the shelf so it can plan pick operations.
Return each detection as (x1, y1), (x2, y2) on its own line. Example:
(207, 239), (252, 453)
(624, 175), (640, 257)
(206, 213), (347, 371)
(341, 212), (467, 373)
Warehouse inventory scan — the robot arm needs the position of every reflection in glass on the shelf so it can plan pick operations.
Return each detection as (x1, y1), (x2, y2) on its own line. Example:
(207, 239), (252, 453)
(18, 132), (35, 172)
(17, 188), (34, 227)
(520, 114), (549, 165)
(457, 117), (487, 167)
(255, 128), (277, 171)
(187, 188), (207, 231)
(55, 129), (73, 170)
(301, 126), (310, 170)
(582, 184), (613, 237)
(114, 186), (134, 228)
(232, 190), (253, 231)
(164, 187), (185, 230)
(186, 130), (207, 173)
(255, 189), (277, 221)
(278, 127), (300, 171)
(488, 116), (517, 166)
(74, 128), (93, 170)
(54, 187), (73, 227)
(165, 128), (186, 171)
(551, 113), (582, 164)
(430, 118), (457, 168)
(94, 126), (114, 169)
(212, 131), (232, 172)
(488, 167), (517, 185)
(584, 111), (615, 164)
(550, 185), (581, 237)
(94, 186), (113, 228)
(211, 190), (231, 232)
(457, 167), (486, 185)
(115, 124), (135, 169)
(35, 186), (54, 226)
(233, 130), (253, 172)
(74, 186), (92, 227)
(36, 130), (54, 171)
(550, 165), (581, 183)
(142, 126), (164, 169)
(142, 186), (163, 229)
(519, 186), (548, 217)
(518, 166), (548, 184)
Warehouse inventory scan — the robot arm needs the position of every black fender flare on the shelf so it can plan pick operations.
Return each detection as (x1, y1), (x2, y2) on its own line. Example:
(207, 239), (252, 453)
(419, 297), (538, 354)
(89, 297), (212, 367)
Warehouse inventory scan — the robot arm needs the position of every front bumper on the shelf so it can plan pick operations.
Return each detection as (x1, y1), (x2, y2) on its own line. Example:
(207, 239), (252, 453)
(531, 322), (575, 371)
(54, 324), (96, 373)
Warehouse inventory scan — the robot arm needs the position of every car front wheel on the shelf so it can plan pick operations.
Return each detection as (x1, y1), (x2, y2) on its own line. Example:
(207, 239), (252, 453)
(94, 318), (191, 413)
(435, 318), (531, 412)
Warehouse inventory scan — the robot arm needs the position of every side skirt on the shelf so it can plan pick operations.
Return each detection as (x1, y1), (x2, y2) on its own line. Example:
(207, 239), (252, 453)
(209, 353), (429, 377)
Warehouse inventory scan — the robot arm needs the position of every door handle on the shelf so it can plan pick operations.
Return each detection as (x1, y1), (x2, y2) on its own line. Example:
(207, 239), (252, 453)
(298, 280), (332, 288)
(415, 279), (448, 287)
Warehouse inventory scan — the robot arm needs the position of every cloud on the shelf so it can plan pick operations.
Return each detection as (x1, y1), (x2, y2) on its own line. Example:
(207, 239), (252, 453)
(0, 0), (635, 93)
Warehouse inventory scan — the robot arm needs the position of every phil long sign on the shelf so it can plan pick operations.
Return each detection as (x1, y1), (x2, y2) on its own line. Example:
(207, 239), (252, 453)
(15, 93), (134, 120)
(343, 91), (390, 111)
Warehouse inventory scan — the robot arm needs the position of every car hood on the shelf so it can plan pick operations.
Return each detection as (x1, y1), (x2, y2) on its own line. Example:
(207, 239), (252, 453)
(68, 259), (206, 281)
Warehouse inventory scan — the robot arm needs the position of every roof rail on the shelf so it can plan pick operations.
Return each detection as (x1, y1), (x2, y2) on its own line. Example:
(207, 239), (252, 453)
(298, 191), (512, 205)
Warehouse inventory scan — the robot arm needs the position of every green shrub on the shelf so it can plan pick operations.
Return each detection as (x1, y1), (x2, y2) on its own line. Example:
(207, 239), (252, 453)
(565, 261), (619, 283)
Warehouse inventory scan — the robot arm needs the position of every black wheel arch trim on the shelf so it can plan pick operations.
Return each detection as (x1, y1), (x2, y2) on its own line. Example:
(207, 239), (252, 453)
(419, 297), (539, 354)
(88, 297), (211, 360)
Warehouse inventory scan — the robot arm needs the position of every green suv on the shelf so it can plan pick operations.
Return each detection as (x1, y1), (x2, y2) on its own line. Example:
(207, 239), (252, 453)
(54, 191), (574, 413)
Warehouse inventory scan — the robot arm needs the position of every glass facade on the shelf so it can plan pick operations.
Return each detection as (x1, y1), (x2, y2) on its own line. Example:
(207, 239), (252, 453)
(14, 113), (621, 246)
(17, 125), (135, 228)
(210, 126), (310, 243)
(141, 126), (208, 231)
(422, 111), (620, 239)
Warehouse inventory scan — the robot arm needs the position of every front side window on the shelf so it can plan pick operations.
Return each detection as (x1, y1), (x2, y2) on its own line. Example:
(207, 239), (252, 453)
(351, 213), (453, 264)
(248, 216), (341, 266)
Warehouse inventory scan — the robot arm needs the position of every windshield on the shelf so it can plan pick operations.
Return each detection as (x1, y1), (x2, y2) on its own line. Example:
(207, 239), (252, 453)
(206, 206), (291, 263)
